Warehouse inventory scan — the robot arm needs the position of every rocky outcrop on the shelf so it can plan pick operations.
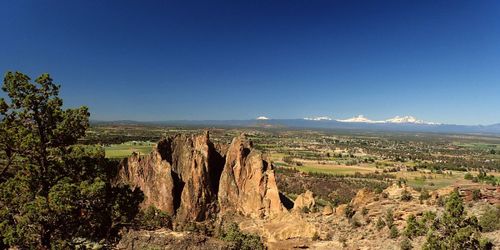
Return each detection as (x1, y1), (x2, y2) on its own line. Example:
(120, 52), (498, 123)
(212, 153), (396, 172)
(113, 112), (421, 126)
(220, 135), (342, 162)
(322, 205), (334, 216)
(384, 184), (419, 200)
(292, 190), (315, 212)
(115, 150), (176, 214)
(335, 204), (348, 217)
(115, 132), (285, 222)
(350, 188), (374, 210)
(239, 213), (317, 243)
(218, 135), (285, 218)
(115, 131), (224, 222)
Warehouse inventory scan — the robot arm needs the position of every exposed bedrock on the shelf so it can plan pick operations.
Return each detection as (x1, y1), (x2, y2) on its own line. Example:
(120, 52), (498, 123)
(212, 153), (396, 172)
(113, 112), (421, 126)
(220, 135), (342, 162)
(115, 131), (285, 223)
(218, 135), (285, 218)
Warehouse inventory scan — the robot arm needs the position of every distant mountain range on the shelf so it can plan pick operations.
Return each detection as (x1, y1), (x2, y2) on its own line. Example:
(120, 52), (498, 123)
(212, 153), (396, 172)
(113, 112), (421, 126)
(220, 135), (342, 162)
(307, 115), (438, 125)
(92, 116), (500, 135)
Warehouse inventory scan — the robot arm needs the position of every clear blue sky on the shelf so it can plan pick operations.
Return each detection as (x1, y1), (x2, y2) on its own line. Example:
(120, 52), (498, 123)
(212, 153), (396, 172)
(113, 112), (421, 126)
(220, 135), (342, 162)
(1, 0), (499, 125)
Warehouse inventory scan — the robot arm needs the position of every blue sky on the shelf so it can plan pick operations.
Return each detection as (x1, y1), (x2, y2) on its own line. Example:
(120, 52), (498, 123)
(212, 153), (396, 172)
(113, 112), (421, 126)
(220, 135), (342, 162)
(1, 0), (499, 125)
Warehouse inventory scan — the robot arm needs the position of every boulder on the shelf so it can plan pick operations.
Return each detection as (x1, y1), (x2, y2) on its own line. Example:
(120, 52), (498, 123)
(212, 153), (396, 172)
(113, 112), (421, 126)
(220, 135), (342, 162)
(322, 204), (334, 216)
(335, 204), (348, 217)
(351, 188), (374, 210)
(293, 190), (315, 212)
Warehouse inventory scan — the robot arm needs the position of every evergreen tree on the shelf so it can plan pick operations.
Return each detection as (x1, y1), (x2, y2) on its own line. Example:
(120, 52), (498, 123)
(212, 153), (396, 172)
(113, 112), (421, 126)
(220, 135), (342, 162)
(0, 72), (143, 249)
(423, 190), (492, 250)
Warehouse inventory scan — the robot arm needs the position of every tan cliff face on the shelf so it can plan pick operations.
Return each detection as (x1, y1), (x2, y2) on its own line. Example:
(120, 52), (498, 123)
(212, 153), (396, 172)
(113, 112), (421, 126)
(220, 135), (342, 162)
(218, 135), (285, 218)
(115, 131), (285, 223)
(116, 150), (176, 214)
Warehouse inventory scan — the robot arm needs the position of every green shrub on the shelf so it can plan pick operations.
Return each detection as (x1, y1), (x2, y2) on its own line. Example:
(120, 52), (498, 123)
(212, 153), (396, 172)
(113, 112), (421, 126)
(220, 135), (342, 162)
(390, 226), (399, 238)
(419, 189), (430, 201)
(479, 205), (500, 232)
(179, 221), (213, 235)
(400, 237), (412, 250)
(472, 189), (481, 201)
(220, 222), (264, 250)
(362, 207), (368, 216)
(311, 205), (319, 213)
(350, 218), (362, 228)
(404, 215), (419, 239)
(344, 204), (355, 219)
(136, 206), (172, 230)
(421, 211), (437, 223)
(385, 209), (394, 228)
(301, 206), (310, 213)
(480, 238), (494, 249)
(404, 211), (436, 240)
(464, 172), (473, 180)
(401, 189), (412, 201)
(436, 196), (445, 207)
(376, 217), (386, 231)
(422, 190), (490, 250)
(312, 232), (320, 241)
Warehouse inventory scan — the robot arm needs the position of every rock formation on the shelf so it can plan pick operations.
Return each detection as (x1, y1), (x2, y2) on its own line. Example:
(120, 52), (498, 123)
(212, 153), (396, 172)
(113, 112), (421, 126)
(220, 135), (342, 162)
(218, 135), (285, 218)
(335, 204), (347, 217)
(292, 190), (315, 212)
(116, 150), (176, 214)
(350, 188), (374, 210)
(322, 204), (334, 216)
(115, 132), (285, 222)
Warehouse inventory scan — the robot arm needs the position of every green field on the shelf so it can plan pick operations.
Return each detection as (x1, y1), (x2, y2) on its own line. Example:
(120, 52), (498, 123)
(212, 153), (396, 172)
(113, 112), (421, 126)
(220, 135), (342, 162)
(104, 141), (155, 158)
(454, 142), (500, 150)
(290, 164), (375, 175)
(405, 175), (459, 189)
(278, 160), (464, 190)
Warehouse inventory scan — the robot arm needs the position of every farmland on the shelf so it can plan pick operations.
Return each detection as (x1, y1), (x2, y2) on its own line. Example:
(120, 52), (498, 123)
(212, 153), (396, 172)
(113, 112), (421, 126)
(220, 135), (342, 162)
(86, 123), (500, 194)
(104, 141), (155, 159)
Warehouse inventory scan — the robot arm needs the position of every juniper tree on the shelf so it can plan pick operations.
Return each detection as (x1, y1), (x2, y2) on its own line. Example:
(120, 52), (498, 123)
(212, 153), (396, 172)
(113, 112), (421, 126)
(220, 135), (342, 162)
(423, 190), (492, 250)
(0, 72), (143, 249)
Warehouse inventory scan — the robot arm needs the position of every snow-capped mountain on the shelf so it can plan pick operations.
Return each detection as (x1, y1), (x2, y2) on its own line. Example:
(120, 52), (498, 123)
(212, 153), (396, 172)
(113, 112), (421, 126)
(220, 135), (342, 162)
(385, 115), (425, 124)
(304, 116), (333, 121)
(337, 115), (437, 125)
(256, 116), (269, 120)
(337, 115), (383, 123)
(384, 116), (439, 125)
(93, 119), (500, 135)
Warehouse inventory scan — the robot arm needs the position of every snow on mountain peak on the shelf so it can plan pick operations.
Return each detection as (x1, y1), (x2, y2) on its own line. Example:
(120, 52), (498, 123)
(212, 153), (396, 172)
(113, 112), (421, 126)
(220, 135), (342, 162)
(385, 116), (423, 124)
(256, 116), (269, 120)
(336, 115), (438, 125)
(338, 115), (382, 123)
(385, 116), (439, 125)
(304, 116), (333, 121)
